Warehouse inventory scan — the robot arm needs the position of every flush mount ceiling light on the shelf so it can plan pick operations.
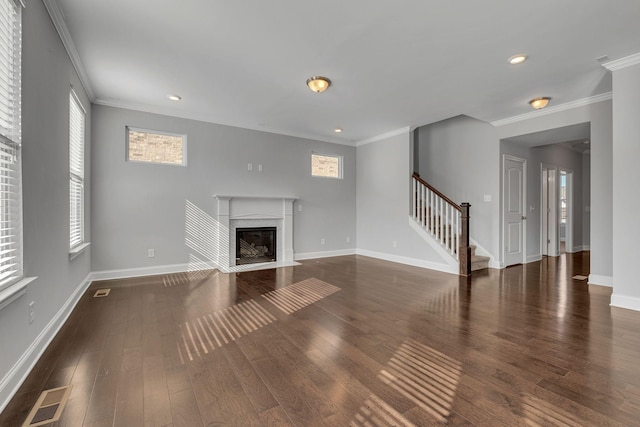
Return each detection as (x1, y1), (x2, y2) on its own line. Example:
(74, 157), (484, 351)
(508, 54), (528, 65)
(168, 94), (182, 101)
(334, 127), (343, 133)
(529, 97), (550, 109)
(306, 76), (331, 93)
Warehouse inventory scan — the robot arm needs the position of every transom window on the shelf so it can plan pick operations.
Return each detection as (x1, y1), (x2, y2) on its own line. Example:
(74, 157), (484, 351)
(126, 127), (186, 166)
(311, 153), (342, 179)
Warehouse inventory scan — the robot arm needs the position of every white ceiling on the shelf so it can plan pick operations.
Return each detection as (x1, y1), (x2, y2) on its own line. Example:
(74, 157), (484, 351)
(53, 0), (640, 144)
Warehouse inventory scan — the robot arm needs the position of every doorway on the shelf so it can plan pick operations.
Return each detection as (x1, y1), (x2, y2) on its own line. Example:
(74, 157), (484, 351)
(559, 169), (573, 253)
(541, 166), (574, 257)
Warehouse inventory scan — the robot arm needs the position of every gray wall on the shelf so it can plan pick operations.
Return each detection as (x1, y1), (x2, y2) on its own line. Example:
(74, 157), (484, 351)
(0, 1), (92, 408)
(356, 131), (448, 269)
(417, 115), (501, 261)
(611, 63), (640, 308)
(91, 105), (356, 272)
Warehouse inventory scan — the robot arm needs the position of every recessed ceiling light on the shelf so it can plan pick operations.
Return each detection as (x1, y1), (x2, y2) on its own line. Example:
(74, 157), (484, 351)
(306, 76), (331, 93)
(529, 97), (550, 109)
(168, 95), (182, 101)
(508, 54), (528, 65)
(334, 127), (343, 133)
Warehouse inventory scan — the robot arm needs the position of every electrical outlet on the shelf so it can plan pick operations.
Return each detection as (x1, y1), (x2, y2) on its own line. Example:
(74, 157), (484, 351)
(346, 236), (350, 243)
(320, 238), (325, 245)
(298, 204), (303, 212)
(28, 301), (35, 324)
(248, 163), (253, 171)
(148, 248), (155, 258)
(393, 241), (397, 248)
(258, 164), (263, 172)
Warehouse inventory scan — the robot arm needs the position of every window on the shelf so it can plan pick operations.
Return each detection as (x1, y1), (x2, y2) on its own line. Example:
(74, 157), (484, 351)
(126, 127), (186, 166)
(0, 0), (22, 291)
(69, 90), (85, 250)
(311, 153), (342, 179)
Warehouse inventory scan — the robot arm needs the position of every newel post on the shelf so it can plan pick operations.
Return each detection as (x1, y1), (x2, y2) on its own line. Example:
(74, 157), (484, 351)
(459, 202), (471, 277)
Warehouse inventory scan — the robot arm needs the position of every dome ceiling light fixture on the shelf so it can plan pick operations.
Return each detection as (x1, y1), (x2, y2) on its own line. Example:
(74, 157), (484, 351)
(168, 94), (182, 101)
(529, 97), (550, 109)
(334, 127), (343, 133)
(306, 76), (331, 93)
(508, 54), (528, 65)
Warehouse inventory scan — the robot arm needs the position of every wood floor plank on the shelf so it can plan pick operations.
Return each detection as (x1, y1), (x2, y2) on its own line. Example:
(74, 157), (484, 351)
(169, 388), (203, 427)
(142, 354), (173, 426)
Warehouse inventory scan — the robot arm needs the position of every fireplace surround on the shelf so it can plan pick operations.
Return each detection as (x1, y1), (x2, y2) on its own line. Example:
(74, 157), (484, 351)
(214, 196), (297, 272)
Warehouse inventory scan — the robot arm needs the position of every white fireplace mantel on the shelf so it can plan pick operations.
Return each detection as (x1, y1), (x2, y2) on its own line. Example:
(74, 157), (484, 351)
(214, 195), (298, 272)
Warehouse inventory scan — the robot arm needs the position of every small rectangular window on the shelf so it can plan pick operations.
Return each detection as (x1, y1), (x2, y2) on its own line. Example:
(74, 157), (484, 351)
(126, 127), (186, 166)
(311, 153), (342, 179)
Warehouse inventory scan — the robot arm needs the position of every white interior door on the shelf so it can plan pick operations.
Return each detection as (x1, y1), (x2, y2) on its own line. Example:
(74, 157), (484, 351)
(503, 156), (526, 266)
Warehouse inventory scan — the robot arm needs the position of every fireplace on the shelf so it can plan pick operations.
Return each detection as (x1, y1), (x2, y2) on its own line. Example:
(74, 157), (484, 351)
(214, 195), (297, 272)
(236, 227), (277, 265)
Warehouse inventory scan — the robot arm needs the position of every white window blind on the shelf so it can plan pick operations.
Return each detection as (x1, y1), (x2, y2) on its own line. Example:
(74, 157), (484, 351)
(0, 0), (22, 290)
(69, 91), (85, 250)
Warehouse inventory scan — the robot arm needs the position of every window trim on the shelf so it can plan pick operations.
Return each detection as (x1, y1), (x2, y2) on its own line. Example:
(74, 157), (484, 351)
(125, 126), (188, 166)
(311, 152), (343, 179)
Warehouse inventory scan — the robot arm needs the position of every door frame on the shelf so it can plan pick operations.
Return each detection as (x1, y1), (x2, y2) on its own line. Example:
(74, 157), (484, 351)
(559, 168), (573, 253)
(541, 164), (559, 257)
(502, 155), (527, 266)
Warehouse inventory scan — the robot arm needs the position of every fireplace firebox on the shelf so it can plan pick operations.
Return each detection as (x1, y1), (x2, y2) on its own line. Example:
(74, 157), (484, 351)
(235, 227), (277, 265)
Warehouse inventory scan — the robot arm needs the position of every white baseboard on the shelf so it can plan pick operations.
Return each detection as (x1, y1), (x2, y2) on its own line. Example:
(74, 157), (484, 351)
(90, 263), (200, 281)
(588, 274), (613, 287)
(0, 273), (93, 414)
(610, 293), (640, 312)
(295, 249), (356, 261)
(356, 249), (459, 275)
(526, 253), (543, 263)
(568, 245), (590, 253)
(407, 217), (459, 269)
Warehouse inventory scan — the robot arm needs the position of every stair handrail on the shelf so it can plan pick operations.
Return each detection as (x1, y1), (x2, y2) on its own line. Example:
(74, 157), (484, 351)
(411, 173), (471, 276)
(412, 173), (461, 211)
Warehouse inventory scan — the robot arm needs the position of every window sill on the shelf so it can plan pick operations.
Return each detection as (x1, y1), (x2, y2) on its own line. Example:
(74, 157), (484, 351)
(0, 277), (37, 311)
(69, 242), (90, 261)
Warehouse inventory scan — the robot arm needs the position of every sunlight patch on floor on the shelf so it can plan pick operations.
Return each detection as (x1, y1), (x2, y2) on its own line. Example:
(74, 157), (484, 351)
(262, 277), (341, 314)
(378, 339), (462, 423)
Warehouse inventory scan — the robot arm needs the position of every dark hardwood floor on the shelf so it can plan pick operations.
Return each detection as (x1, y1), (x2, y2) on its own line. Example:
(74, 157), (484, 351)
(2, 252), (640, 426)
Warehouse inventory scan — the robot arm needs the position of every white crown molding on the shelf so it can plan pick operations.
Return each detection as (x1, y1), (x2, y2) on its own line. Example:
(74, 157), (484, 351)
(94, 98), (355, 147)
(490, 92), (613, 127)
(356, 126), (412, 146)
(601, 52), (640, 71)
(43, 0), (95, 100)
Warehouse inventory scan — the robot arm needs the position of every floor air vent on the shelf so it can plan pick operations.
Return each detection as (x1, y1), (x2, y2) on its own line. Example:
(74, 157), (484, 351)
(22, 385), (71, 427)
(93, 288), (111, 298)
